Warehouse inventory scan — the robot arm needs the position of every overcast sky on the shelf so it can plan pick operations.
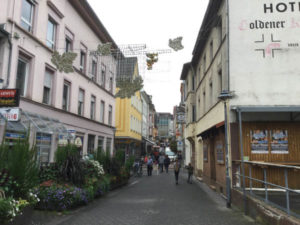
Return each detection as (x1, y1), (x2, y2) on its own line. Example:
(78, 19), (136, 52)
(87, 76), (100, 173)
(88, 0), (209, 113)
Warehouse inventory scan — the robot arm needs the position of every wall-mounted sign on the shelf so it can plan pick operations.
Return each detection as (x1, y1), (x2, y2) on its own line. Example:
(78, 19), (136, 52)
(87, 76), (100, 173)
(74, 137), (83, 147)
(0, 89), (20, 107)
(177, 113), (185, 124)
(0, 108), (20, 121)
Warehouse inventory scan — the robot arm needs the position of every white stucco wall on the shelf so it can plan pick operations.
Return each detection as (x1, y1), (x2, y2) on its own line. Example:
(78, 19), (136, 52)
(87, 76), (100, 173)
(229, 0), (300, 106)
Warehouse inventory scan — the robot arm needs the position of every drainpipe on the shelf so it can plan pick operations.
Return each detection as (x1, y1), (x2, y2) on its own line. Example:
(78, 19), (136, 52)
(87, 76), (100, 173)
(4, 37), (12, 88)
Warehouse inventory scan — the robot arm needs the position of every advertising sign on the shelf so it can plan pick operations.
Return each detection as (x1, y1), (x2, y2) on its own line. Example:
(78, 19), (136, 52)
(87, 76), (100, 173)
(0, 89), (20, 107)
(270, 129), (288, 154)
(0, 108), (20, 121)
(229, 0), (300, 106)
(250, 130), (269, 153)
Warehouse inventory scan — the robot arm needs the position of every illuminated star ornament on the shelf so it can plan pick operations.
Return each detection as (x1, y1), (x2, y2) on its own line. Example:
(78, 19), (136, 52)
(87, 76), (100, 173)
(51, 51), (77, 73)
(146, 53), (158, 70)
(168, 36), (184, 51)
(97, 42), (112, 56)
(116, 76), (144, 98)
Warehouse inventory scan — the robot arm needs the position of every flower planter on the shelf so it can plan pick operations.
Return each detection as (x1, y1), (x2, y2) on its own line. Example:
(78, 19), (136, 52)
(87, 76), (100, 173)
(6, 205), (34, 225)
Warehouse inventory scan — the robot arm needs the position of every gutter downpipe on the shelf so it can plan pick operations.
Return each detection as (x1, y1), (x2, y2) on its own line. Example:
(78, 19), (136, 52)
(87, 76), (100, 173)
(4, 37), (12, 89)
(238, 109), (247, 214)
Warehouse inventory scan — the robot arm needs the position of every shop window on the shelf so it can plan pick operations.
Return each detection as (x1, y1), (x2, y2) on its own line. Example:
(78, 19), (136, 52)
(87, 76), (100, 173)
(62, 81), (70, 111)
(98, 136), (104, 152)
(36, 132), (51, 164)
(46, 18), (56, 49)
(87, 134), (95, 155)
(100, 100), (105, 123)
(43, 69), (53, 105)
(16, 57), (29, 97)
(21, 0), (34, 32)
(78, 89), (84, 116)
(106, 137), (112, 154)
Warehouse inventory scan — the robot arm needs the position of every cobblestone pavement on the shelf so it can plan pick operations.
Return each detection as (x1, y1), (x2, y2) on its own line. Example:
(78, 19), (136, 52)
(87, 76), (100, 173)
(38, 169), (259, 225)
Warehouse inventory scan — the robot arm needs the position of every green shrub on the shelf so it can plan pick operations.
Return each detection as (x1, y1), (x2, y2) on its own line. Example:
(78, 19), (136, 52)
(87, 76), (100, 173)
(0, 140), (39, 198)
(95, 149), (111, 173)
(38, 163), (59, 183)
(55, 144), (84, 186)
(0, 197), (29, 223)
(99, 175), (110, 193)
(115, 150), (125, 166)
(125, 156), (135, 174)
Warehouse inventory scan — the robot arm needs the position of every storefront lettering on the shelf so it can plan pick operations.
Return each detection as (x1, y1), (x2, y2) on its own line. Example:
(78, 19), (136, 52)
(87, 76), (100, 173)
(264, 2), (300, 13)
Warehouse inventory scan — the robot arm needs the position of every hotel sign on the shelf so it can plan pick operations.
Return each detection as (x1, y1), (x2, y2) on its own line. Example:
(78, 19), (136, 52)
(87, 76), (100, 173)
(0, 108), (20, 121)
(0, 89), (20, 107)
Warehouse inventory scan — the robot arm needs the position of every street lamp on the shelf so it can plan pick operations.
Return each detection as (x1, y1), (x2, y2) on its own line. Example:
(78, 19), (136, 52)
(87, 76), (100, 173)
(218, 90), (234, 208)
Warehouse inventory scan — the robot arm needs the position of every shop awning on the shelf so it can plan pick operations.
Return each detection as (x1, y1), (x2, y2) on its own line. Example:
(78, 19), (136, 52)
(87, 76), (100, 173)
(0, 110), (68, 134)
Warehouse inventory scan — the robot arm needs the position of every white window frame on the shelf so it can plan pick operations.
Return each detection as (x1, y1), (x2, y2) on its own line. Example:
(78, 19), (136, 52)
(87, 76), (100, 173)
(21, 0), (34, 32)
(101, 64), (106, 88)
(16, 57), (29, 97)
(90, 95), (96, 120)
(62, 81), (70, 111)
(108, 105), (112, 125)
(46, 18), (56, 49)
(78, 89), (84, 116)
(42, 69), (53, 105)
(100, 100), (105, 123)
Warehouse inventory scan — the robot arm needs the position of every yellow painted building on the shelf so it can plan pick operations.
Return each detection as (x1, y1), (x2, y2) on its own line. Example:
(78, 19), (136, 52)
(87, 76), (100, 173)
(115, 57), (142, 156)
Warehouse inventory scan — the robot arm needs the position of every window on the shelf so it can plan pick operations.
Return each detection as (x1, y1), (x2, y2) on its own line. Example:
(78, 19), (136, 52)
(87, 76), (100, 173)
(90, 95), (96, 120)
(109, 71), (113, 92)
(65, 37), (72, 52)
(101, 64), (106, 88)
(210, 41), (213, 62)
(87, 134), (95, 155)
(46, 18), (56, 49)
(202, 90), (206, 114)
(16, 57), (29, 96)
(218, 69), (222, 94)
(100, 100), (105, 123)
(209, 81), (213, 106)
(203, 55), (206, 72)
(91, 59), (97, 81)
(97, 136), (104, 151)
(80, 51), (86, 73)
(192, 75), (195, 91)
(62, 81), (70, 111)
(43, 69), (53, 105)
(192, 105), (196, 122)
(21, 0), (34, 32)
(218, 19), (223, 45)
(108, 105), (112, 125)
(106, 138), (112, 154)
(78, 89), (84, 116)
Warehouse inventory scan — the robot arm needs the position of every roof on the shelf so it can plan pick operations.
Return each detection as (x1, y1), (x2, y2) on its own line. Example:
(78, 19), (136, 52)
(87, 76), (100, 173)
(180, 62), (191, 80)
(69, 0), (118, 50)
(116, 57), (138, 79)
(191, 0), (222, 66)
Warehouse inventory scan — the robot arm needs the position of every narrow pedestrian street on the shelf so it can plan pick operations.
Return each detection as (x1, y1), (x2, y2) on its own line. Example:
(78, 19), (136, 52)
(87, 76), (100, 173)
(42, 170), (256, 225)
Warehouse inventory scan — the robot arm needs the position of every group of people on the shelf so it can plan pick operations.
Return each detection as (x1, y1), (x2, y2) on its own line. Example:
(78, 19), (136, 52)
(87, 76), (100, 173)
(143, 153), (194, 185)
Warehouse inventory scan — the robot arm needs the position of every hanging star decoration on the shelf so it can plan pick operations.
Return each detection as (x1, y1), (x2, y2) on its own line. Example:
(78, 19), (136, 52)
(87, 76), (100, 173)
(116, 76), (144, 98)
(51, 51), (77, 73)
(146, 53), (158, 70)
(168, 36), (184, 51)
(97, 42), (112, 56)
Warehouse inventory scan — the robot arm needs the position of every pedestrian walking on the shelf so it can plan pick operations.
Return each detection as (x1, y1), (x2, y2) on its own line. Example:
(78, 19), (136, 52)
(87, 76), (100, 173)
(164, 155), (171, 173)
(174, 159), (181, 185)
(158, 154), (165, 173)
(177, 151), (183, 165)
(147, 157), (153, 176)
(186, 163), (194, 184)
(144, 155), (148, 164)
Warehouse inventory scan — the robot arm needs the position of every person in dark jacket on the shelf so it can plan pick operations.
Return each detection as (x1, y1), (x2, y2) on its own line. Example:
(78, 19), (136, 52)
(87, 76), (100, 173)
(186, 163), (194, 184)
(174, 159), (181, 185)
(164, 155), (171, 173)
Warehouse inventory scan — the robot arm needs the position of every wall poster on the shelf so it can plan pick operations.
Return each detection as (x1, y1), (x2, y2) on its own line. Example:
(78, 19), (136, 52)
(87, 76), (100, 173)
(270, 129), (288, 154)
(250, 130), (268, 153)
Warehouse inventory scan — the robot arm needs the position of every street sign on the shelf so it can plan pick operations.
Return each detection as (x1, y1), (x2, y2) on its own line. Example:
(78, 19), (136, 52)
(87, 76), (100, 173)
(0, 108), (20, 121)
(0, 89), (20, 107)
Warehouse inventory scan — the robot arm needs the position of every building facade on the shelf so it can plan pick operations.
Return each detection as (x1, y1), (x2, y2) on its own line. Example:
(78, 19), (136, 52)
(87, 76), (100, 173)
(181, 0), (300, 197)
(115, 57), (143, 157)
(156, 112), (173, 144)
(0, 0), (118, 163)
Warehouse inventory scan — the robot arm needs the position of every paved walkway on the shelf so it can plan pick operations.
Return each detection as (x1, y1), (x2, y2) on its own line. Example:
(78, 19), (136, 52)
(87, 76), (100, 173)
(35, 170), (258, 225)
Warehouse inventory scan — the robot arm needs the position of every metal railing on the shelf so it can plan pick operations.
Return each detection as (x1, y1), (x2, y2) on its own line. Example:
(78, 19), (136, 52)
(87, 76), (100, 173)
(233, 160), (300, 218)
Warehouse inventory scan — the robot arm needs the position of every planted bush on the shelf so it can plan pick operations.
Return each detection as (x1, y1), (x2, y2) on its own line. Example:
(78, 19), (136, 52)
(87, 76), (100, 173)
(0, 140), (39, 198)
(0, 197), (29, 223)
